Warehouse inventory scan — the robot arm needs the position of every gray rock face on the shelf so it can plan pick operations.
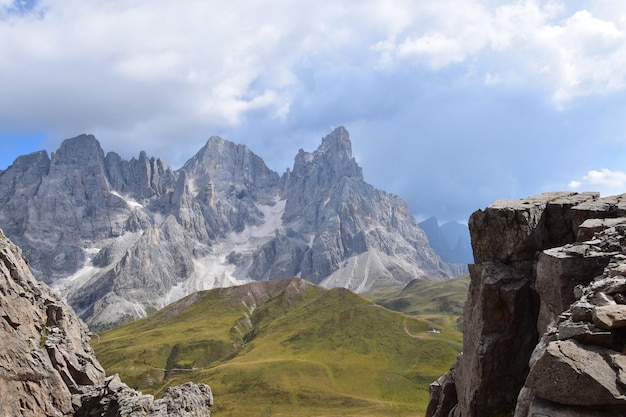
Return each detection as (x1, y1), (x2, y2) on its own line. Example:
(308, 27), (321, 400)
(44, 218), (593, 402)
(75, 375), (213, 417)
(0, 127), (463, 327)
(535, 244), (613, 333)
(525, 339), (626, 406)
(274, 127), (464, 288)
(0, 228), (104, 416)
(426, 364), (458, 417)
(426, 191), (626, 417)
(0, 230), (212, 416)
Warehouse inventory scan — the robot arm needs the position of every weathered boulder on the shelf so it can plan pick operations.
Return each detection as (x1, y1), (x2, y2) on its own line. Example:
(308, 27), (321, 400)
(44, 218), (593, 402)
(571, 194), (626, 234)
(515, 266), (626, 415)
(535, 244), (614, 333)
(592, 304), (626, 329)
(0, 230), (213, 416)
(74, 375), (213, 417)
(469, 192), (598, 265)
(577, 217), (626, 241)
(525, 339), (626, 405)
(438, 192), (599, 417)
(0, 229), (105, 416)
(514, 388), (622, 417)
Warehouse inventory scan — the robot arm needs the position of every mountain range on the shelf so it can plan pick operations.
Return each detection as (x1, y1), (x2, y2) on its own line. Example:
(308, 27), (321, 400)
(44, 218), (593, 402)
(418, 217), (472, 264)
(0, 127), (465, 327)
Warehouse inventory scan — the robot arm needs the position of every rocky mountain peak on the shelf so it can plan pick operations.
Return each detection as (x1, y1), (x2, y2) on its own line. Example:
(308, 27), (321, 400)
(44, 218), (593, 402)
(0, 127), (464, 328)
(419, 216), (473, 264)
(290, 126), (362, 188)
(51, 134), (105, 167)
(182, 135), (280, 200)
(105, 148), (174, 200)
(319, 125), (352, 155)
(183, 136), (248, 172)
(9, 149), (50, 172)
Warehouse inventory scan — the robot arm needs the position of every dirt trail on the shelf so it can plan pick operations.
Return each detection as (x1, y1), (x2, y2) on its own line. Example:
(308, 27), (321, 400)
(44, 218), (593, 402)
(403, 319), (425, 340)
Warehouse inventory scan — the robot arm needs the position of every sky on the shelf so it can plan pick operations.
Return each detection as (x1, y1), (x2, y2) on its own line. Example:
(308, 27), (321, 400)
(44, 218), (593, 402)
(2, 0), (626, 223)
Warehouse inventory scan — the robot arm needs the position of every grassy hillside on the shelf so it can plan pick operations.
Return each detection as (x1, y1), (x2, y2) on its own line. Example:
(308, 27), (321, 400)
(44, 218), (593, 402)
(363, 275), (470, 332)
(92, 277), (464, 416)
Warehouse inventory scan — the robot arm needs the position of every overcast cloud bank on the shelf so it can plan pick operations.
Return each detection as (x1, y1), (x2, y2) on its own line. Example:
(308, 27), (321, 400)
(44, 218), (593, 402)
(2, 0), (626, 222)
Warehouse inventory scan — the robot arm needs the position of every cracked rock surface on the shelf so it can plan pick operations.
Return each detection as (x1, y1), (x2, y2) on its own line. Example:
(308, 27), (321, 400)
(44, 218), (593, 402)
(426, 192), (626, 417)
(0, 230), (212, 416)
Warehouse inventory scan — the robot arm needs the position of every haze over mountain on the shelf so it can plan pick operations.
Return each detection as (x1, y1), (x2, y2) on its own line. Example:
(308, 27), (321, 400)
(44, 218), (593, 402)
(418, 217), (473, 264)
(0, 127), (464, 328)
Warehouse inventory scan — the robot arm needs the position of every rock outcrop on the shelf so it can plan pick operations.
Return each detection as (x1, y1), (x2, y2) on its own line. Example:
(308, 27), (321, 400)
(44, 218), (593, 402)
(0, 127), (464, 328)
(426, 192), (626, 417)
(0, 229), (213, 416)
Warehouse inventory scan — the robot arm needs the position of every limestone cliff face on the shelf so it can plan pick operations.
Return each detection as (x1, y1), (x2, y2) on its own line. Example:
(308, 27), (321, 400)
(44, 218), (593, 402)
(0, 127), (463, 328)
(258, 126), (463, 288)
(427, 192), (626, 417)
(0, 230), (213, 416)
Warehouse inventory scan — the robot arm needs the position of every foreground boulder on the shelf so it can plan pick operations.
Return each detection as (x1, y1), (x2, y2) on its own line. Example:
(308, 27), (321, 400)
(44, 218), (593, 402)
(427, 192), (626, 417)
(0, 229), (213, 416)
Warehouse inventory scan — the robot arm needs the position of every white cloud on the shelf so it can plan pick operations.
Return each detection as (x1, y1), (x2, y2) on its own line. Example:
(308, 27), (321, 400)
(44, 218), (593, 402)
(0, 0), (304, 137)
(568, 180), (582, 189)
(536, 9), (626, 104)
(396, 33), (466, 69)
(568, 169), (626, 196)
(1, 0), (625, 142)
(369, 1), (626, 105)
(2, 1), (626, 188)
(585, 169), (626, 189)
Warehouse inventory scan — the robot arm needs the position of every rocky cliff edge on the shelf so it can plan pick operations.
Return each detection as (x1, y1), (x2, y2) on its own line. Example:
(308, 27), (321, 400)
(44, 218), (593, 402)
(0, 229), (213, 416)
(427, 191), (626, 417)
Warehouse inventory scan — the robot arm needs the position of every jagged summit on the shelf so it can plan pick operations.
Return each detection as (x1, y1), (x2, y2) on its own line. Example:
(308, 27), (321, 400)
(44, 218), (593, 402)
(0, 128), (464, 327)
(8, 149), (50, 171)
(105, 149), (173, 199)
(182, 135), (280, 201)
(52, 134), (104, 166)
(290, 127), (362, 185)
(319, 126), (352, 155)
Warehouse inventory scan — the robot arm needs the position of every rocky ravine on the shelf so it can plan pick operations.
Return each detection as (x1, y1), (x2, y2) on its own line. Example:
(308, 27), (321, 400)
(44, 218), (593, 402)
(427, 192), (626, 417)
(0, 229), (213, 416)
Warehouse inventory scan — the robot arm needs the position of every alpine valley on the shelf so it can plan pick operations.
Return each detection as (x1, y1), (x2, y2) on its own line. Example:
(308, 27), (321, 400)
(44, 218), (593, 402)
(0, 127), (466, 328)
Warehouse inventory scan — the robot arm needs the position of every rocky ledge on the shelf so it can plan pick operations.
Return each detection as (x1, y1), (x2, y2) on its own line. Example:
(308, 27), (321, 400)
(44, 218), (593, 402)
(427, 192), (626, 417)
(0, 229), (213, 416)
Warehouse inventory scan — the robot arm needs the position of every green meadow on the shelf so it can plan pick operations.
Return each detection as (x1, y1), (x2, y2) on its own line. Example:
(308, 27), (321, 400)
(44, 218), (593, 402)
(92, 276), (467, 416)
